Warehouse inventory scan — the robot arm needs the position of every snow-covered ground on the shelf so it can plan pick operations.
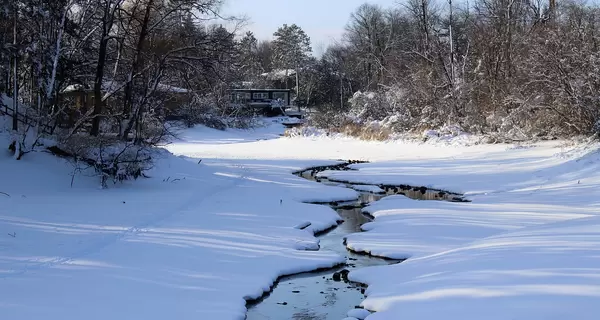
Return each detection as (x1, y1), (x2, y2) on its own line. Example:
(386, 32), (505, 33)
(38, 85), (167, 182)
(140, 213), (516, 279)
(166, 123), (600, 319)
(0, 118), (356, 319)
(2, 116), (599, 320)
(351, 215), (600, 320)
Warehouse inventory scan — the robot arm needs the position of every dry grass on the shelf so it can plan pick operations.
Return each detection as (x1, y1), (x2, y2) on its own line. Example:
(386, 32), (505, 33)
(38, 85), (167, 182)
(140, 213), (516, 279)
(337, 122), (393, 141)
(284, 121), (394, 141)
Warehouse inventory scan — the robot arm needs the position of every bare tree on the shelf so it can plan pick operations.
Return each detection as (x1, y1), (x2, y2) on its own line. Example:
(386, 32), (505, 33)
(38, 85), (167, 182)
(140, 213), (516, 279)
(87, 0), (123, 136)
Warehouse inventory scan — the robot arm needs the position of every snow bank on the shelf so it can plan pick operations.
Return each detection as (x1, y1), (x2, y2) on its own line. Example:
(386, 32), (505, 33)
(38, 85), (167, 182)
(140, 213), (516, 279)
(345, 195), (590, 259)
(0, 119), (357, 320)
(350, 215), (600, 320)
(351, 185), (385, 194)
(338, 141), (600, 320)
(316, 141), (598, 195)
(348, 308), (371, 319)
(7, 111), (598, 320)
(160, 127), (600, 320)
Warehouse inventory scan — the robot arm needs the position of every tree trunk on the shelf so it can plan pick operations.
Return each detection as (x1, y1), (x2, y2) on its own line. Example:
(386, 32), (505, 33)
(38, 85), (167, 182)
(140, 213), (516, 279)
(421, 0), (430, 53)
(90, 2), (117, 137)
(295, 65), (300, 111)
(122, 0), (153, 140)
(549, 0), (556, 22)
(340, 74), (343, 109)
(448, 0), (455, 87)
(12, 7), (18, 132)
(90, 36), (109, 136)
(46, 1), (70, 103)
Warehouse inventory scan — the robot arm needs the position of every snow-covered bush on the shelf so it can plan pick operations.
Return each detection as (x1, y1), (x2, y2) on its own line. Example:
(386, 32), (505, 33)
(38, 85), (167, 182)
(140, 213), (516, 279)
(172, 95), (226, 129)
(421, 124), (470, 142)
(284, 126), (330, 138)
(172, 93), (262, 130)
(307, 105), (348, 130)
(54, 134), (153, 188)
(593, 120), (600, 138)
(1, 94), (56, 160)
(347, 89), (413, 131)
(224, 116), (264, 129)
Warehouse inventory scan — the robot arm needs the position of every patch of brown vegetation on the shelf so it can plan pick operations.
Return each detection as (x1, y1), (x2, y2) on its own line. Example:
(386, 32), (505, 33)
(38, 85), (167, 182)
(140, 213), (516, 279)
(284, 121), (393, 141)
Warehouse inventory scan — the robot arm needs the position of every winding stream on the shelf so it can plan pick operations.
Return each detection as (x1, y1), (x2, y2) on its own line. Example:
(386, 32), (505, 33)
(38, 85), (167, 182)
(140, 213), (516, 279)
(246, 161), (465, 320)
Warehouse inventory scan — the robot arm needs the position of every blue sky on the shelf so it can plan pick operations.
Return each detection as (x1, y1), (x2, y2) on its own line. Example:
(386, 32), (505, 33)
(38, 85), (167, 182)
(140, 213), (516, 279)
(222, 0), (398, 55)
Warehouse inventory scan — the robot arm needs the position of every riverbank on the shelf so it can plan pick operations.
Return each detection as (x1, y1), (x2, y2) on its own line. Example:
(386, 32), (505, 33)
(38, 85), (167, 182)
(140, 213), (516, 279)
(2, 117), (598, 320)
(0, 119), (357, 320)
(169, 122), (600, 320)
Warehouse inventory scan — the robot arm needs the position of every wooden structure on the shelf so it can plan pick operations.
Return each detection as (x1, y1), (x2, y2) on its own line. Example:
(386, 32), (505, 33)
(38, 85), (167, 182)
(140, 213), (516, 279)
(56, 85), (98, 128)
(260, 69), (296, 90)
(230, 88), (292, 116)
(0, 102), (54, 134)
(57, 83), (191, 129)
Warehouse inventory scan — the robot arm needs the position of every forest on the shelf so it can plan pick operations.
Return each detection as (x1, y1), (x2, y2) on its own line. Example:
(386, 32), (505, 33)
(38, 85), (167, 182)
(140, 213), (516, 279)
(1, 0), (599, 180)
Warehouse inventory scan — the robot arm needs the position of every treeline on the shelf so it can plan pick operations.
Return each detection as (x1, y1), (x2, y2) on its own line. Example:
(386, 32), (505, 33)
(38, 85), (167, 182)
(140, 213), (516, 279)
(1, 0), (599, 182)
(0, 0), (242, 135)
(0, 0), (244, 184)
(262, 0), (600, 140)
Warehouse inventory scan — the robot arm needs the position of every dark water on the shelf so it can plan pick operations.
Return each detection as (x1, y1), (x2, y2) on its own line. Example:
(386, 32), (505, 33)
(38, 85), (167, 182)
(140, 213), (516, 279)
(246, 163), (462, 320)
(245, 203), (394, 320)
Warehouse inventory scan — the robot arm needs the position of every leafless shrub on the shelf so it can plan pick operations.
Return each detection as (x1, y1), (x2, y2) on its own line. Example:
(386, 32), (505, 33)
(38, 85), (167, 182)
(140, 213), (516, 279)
(172, 94), (225, 129)
(51, 134), (153, 188)
(306, 0), (600, 140)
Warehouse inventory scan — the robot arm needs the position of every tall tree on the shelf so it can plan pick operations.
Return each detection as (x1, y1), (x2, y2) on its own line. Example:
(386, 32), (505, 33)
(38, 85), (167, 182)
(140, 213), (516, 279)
(271, 24), (312, 105)
(345, 3), (400, 90)
(90, 0), (124, 137)
(256, 40), (274, 73)
(236, 31), (262, 81)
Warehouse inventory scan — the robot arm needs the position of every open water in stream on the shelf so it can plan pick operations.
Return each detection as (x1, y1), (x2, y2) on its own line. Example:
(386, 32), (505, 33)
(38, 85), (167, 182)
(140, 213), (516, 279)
(245, 194), (396, 320)
(246, 163), (463, 320)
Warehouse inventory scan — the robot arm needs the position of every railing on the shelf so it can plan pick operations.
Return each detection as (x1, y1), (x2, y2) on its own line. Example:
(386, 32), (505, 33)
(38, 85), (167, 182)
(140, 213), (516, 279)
(1, 103), (55, 135)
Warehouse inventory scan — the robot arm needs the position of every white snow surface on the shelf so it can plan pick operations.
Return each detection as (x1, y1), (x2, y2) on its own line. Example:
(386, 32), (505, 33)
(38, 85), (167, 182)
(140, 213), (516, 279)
(351, 184), (385, 194)
(163, 125), (600, 320)
(2, 115), (600, 320)
(350, 215), (600, 320)
(347, 308), (371, 319)
(0, 118), (356, 320)
(346, 195), (592, 259)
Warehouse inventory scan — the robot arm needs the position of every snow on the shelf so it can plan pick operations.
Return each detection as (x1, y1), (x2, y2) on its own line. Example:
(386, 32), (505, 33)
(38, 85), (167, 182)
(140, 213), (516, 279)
(314, 141), (593, 195)
(347, 308), (371, 319)
(156, 83), (189, 93)
(281, 116), (303, 124)
(160, 126), (600, 320)
(346, 195), (591, 259)
(168, 117), (291, 146)
(350, 215), (600, 320)
(0, 117), (355, 320)
(2, 114), (600, 320)
(60, 81), (188, 94)
(260, 68), (296, 80)
(351, 184), (384, 194)
(61, 84), (85, 93)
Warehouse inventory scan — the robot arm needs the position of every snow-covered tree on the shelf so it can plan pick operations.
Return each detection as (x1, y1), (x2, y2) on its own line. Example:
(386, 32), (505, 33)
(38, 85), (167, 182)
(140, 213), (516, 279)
(236, 31), (263, 81)
(271, 24), (312, 100)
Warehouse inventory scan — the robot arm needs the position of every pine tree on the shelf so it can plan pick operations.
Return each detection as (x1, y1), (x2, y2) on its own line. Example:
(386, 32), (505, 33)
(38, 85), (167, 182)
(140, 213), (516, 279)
(271, 24), (311, 106)
(237, 31), (262, 82)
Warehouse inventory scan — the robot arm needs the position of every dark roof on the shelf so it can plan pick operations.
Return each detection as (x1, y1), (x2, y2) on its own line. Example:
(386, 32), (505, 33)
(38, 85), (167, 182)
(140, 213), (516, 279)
(231, 88), (292, 92)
